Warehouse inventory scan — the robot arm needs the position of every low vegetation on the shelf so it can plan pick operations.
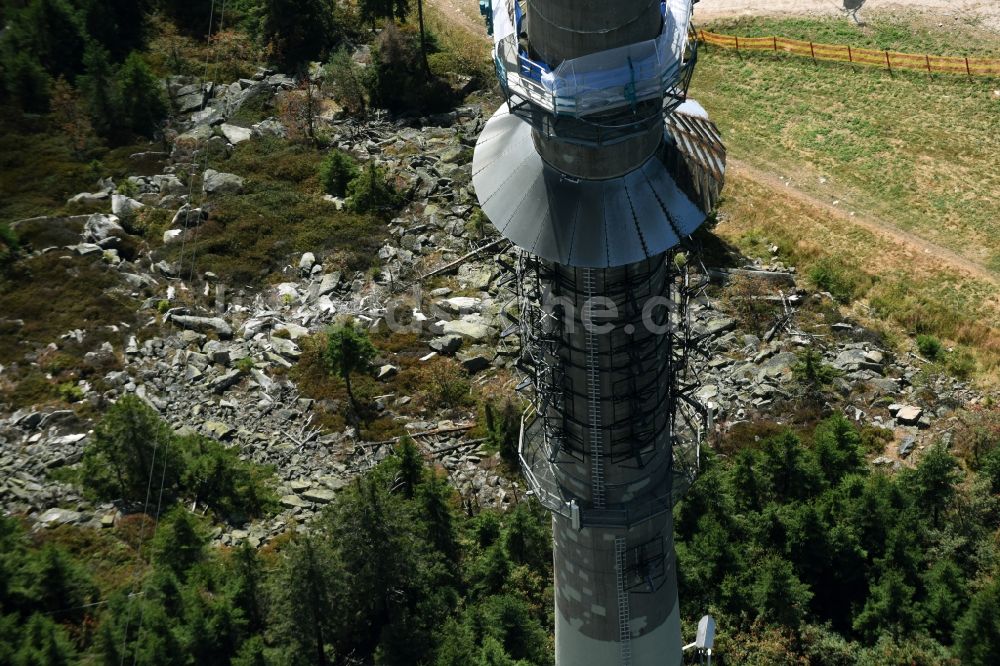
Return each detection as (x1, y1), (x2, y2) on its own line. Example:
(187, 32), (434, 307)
(676, 413), (1000, 664)
(693, 14), (1000, 375)
(160, 138), (384, 284)
(0, 443), (554, 665)
(80, 395), (277, 520)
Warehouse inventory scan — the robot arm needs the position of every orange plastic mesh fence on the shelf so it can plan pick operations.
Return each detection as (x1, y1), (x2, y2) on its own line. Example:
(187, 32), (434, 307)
(697, 29), (1000, 76)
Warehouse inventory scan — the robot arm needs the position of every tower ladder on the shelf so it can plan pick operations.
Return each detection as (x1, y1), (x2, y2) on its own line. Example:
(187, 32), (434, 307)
(615, 536), (632, 666)
(583, 268), (605, 509)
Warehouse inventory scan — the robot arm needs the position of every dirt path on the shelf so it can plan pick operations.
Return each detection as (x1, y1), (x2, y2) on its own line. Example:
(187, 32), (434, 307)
(727, 158), (999, 286)
(432, 0), (488, 37)
(427, 0), (998, 286)
(694, 0), (1000, 30)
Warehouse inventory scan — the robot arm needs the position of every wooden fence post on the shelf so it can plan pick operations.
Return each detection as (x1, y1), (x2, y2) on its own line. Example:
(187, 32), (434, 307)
(810, 41), (817, 65)
(773, 36), (777, 52)
(925, 54), (932, 80)
(885, 49), (893, 77)
(847, 45), (856, 72)
(965, 56), (972, 81)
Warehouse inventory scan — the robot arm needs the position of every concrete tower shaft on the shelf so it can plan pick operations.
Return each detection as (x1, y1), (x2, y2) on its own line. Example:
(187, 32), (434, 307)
(526, 0), (665, 178)
(535, 258), (684, 666)
(472, 1), (726, 664)
(526, 0), (663, 64)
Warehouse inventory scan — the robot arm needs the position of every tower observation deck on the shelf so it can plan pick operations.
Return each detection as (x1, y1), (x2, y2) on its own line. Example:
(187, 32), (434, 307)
(473, 1), (726, 665)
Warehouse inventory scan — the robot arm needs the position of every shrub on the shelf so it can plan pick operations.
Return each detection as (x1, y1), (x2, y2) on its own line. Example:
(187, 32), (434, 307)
(257, 0), (341, 69)
(4, 52), (51, 113)
(916, 334), (942, 361)
(809, 259), (860, 304)
(57, 382), (83, 403)
(724, 274), (782, 337)
(177, 435), (277, 519)
(0, 223), (20, 269)
(367, 23), (453, 115)
(324, 48), (368, 115)
(234, 356), (255, 373)
(80, 395), (276, 517)
(318, 150), (359, 197)
(793, 349), (841, 390)
(946, 349), (976, 379)
(325, 319), (376, 410)
(484, 400), (520, 469)
(80, 395), (181, 504)
(346, 161), (403, 215)
(116, 52), (167, 137)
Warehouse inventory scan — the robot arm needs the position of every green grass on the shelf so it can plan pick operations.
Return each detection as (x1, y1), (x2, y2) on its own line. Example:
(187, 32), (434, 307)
(691, 15), (1000, 270)
(715, 171), (1000, 374)
(0, 111), (164, 223)
(160, 138), (385, 285)
(702, 13), (1000, 57)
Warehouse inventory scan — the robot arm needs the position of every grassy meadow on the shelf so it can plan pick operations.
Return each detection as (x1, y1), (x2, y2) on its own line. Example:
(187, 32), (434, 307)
(690, 13), (1000, 374)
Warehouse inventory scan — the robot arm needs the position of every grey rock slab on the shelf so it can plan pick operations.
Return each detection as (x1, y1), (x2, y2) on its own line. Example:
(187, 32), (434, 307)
(280, 494), (310, 509)
(429, 334), (463, 355)
(202, 169), (244, 195)
(299, 252), (316, 272)
(376, 364), (399, 380)
(896, 405), (923, 425)
(757, 352), (799, 382)
(269, 337), (301, 360)
(191, 106), (223, 126)
(442, 315), (492, 341)
(67, 191), (110, 206)
(219, 123), (252, 144)
(203, 421), (235, 440)
(37, 508), (83, 526)
(111, 194), (144, 217)
(301, 487), (336, 504)
(210, 369), (243, 394)
(316, 271), (342, 297)
(169, 314), (233, 339)
(83, 214), (123, 242)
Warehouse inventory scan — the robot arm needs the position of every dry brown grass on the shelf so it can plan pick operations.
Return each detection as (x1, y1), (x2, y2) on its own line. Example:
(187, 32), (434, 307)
(714, 170), (1000, 378)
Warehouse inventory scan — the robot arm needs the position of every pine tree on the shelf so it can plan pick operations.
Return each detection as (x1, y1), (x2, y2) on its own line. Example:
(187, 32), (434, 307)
(812, 412), (863, 486)
(13, 613), (75, 666)
(749, 554), (813, 629)
(78, 43), (118, 137)
(954, 578), (1000, 666)
(268, 535), (338, 666)
(394, 436), (424, 499)
(116, 52), (166, 137)
(911, 442), (961, 527)
(921, 559), (966, 642)
(852, 569), (919, 642)
(418, 470), (460, 563)
(77, 0), (152, 61)
(4, 53), (51, 113)
(8, 0), (87, 81)
(257, 0), (340, 69)
(150, 508), (207, 581)
(324, 319), (376, 413)
(26, 544), (97, 622)
(81, 394), (179, 504)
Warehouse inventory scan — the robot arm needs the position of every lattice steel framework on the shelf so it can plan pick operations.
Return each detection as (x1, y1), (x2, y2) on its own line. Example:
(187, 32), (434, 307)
(505, 248), (711, 528)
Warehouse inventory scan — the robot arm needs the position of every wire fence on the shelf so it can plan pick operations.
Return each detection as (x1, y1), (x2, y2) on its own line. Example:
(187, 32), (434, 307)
(696, 29), (1000, 78)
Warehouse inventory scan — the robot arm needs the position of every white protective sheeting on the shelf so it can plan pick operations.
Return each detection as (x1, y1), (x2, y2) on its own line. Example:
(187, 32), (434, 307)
(492, 0), (521, 45)
(494, 0), (694, 119)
